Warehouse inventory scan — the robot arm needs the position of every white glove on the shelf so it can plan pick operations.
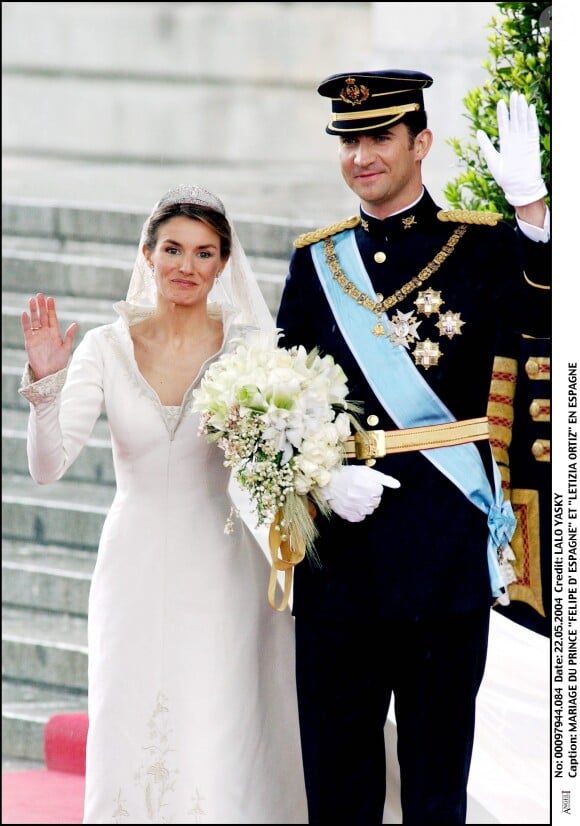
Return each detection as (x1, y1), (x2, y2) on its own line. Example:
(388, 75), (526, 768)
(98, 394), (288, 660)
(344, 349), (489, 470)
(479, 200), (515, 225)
(476, 91), (547, 207)
(319, 464), (400, 522)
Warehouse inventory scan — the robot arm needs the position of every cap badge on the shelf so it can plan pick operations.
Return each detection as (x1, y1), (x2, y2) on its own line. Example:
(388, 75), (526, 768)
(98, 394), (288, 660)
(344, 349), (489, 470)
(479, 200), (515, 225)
(340, 77), (370, 106)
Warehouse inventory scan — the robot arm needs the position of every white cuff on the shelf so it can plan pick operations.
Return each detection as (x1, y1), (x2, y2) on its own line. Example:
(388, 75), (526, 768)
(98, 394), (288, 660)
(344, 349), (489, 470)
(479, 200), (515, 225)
(19, 364), (67, 405)
(516, 205), (550, 243)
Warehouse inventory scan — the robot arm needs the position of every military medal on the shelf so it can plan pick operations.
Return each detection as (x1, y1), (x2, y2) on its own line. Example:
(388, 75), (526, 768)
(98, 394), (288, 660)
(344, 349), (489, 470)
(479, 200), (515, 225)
(413, 339), (442, 369)
(414, 289), (443, 316)
(386, 310), (422, 349)
(322, 224), (468, 368)
(436, 310), (465, 339)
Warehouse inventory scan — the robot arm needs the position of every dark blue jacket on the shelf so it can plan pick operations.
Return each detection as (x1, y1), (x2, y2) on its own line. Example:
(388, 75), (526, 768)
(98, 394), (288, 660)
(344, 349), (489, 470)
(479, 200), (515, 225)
(276, 189), (550, 624)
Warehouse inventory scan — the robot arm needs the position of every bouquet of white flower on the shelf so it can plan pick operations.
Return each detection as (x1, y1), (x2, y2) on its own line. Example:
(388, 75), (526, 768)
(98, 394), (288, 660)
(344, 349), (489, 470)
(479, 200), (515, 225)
(191, 329), (361, 610)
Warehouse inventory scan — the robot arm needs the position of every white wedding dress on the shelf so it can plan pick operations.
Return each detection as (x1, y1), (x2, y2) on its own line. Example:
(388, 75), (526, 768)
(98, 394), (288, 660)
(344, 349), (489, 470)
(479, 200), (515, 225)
(20, 304), (308, 824)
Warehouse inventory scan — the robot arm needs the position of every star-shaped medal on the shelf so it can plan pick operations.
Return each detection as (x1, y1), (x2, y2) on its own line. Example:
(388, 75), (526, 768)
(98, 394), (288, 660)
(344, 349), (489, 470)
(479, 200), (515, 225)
(414, 289), (444, 317)
(386, 310), (422, 349)
(436, 310), (465, 339)
(413, 339), (442, 369)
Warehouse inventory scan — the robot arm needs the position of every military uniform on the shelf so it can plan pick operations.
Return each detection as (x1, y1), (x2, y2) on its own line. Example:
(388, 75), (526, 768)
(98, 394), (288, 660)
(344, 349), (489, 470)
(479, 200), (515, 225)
(277, 192), (550, 823)
(276, 67), (551, 825)
(279, 190), (550, 620)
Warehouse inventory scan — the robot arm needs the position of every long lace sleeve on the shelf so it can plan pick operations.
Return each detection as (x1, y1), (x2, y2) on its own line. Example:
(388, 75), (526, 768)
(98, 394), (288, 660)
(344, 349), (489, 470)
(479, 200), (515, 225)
(18, 329), (106, 485)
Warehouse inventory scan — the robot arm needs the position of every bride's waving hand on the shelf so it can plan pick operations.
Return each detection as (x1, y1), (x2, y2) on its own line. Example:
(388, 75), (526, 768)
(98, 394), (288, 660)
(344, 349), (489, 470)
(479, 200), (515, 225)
(21, 292), (78, 380)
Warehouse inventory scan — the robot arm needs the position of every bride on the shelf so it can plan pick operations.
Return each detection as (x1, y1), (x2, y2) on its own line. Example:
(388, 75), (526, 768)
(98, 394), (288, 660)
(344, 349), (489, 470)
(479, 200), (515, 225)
(19, 184), (308, 824)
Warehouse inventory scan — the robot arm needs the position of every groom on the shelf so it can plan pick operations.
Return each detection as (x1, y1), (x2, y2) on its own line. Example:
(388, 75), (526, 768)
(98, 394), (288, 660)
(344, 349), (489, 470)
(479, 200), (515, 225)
(276, 69), (551, 823)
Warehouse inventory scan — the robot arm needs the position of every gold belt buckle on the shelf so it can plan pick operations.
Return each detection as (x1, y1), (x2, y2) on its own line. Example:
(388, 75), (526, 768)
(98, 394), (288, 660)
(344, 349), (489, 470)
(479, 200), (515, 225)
(354, 430), (386, 460)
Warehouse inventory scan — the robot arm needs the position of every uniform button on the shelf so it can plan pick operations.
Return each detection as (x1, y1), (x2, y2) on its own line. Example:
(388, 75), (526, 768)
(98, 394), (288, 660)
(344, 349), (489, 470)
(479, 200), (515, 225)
(374, 251), (387, 263)
(529, 401), (540, 418)
(367, 414), (379, 427)
(531, 439), (545, 458)
(525, 358), (539, 377)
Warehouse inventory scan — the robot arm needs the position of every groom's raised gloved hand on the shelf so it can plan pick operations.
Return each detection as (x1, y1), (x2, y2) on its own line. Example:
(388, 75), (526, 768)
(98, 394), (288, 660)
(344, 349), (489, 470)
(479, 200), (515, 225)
(319, 464), (400, 522)
(476, 91), (547, 207)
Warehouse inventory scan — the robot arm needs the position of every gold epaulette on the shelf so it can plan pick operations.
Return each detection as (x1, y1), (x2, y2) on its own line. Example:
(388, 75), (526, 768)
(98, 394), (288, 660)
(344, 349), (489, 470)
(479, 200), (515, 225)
(293, 215), (361, 248)
(437, 209), (503, 226)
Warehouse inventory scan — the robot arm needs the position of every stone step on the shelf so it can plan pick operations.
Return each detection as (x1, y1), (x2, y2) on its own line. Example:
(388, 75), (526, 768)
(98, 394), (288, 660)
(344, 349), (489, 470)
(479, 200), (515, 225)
(2, 679), (87, 764)
(2, 199), (145, 252)
(2, 291), (118, 348)
(2, 473), (112, 550)
(2, 73), (331, 170)
(2, 407), (114, 485)
(2, 198), (309, 262)
(2, 605), (88, 691)
(1, 2), (369, 175)
(2, 344), (110, 420)
(3, 347), (39, 412)
(2, 249), (134, 300)
(1, 248), (288, 313)
(2, 540), (95, 617)
(2, 232), (136, 261)
(2, 754), (45, 772)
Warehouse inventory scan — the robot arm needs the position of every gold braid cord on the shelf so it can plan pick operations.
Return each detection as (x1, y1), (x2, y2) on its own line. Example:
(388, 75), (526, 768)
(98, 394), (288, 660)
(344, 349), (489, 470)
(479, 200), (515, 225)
(437, 209), (503, 226)
(323, 224), (468, 316)
(267, 500), (318, 611)
(293, 215), (361, 248)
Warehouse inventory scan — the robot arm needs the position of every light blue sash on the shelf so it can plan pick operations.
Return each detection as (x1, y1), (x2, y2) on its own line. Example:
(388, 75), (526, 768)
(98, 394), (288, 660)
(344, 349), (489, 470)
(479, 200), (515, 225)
(311, 230), (515, 598)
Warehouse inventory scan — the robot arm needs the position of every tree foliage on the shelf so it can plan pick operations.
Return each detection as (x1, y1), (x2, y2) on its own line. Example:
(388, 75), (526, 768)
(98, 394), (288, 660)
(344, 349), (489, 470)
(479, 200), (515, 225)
(444, 2), (551, 218)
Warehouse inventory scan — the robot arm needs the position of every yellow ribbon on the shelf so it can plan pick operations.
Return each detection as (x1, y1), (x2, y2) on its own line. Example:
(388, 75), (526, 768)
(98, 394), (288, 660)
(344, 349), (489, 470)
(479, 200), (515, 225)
(267, 510), (307, 612)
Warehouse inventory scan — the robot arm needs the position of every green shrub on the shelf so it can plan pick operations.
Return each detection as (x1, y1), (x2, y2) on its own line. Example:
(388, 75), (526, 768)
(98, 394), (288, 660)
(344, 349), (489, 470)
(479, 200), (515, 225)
(444, 2), (551, 219)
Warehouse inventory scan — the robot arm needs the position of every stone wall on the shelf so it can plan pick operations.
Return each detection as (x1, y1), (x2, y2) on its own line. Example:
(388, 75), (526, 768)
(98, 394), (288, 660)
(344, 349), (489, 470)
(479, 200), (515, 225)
(2, 2), (499, 210)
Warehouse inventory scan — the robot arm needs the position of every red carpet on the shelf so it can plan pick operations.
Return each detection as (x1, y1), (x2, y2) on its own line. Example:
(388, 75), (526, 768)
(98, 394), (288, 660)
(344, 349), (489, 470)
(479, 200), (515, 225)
(2, 713), (87, 825)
